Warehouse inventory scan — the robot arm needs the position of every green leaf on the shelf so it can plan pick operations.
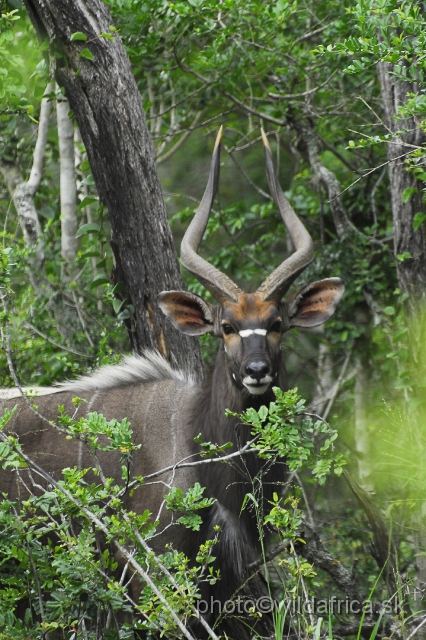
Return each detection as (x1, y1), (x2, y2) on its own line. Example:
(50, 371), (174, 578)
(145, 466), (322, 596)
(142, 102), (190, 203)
(397, 251), (412, 262)
(2, 30), (14, 42)
(78, 196), (98, 209)
(80, 249), (100, 259)
(258, 405), (268, 421)
(177, 514), (203, 531)
(402, 187), (417, 203)
(413, 212), (426, 230)
(89, 274), (110, 289)
(79, 48), (94, 61)
(70, 32), (87, 42)
(113, 298), (125, 314)
(112, 282), (124, 294)
(80, 158), (91, 172)
(76, 223), (101, 238)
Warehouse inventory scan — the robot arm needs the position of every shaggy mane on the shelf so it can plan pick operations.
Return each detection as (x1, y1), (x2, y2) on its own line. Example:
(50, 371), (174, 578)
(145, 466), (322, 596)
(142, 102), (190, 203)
(0, 351), (195, 399)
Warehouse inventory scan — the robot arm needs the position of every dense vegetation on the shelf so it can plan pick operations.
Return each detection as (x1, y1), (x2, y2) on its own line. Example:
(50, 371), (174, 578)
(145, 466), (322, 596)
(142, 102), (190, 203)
(1, 0), (426, 637)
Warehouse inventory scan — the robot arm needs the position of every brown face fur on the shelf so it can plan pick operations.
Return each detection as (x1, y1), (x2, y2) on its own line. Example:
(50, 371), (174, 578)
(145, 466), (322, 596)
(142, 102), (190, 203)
(158, 277), (345, 396)
(220, 294), (283, 395)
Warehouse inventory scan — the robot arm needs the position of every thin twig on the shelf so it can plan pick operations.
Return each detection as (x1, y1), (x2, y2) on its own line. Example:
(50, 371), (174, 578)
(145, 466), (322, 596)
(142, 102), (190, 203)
(71, 290), (95, 349)
(317, 131), (360, 174)
(295, 471), (315, 529)
(23, 321), (91, 357)
(289, 23), (329, 48)
(348, 126), (421, 151)
(152, 84), (207, 118)
(406, 616), (426, 640)
(0, 432), (199, 640)
(157, 111), (203, 164)
(268, 68), (339, 100)
(290, 539), (315, 627)
(321, 348), (352, 421)
(227, 144), (271, 200)
(116, 435), (262, 498)
(27, 541), (50, 640)
(174, 52), (286, 127)
(120, 509), (221, 640)
(247, 538), (291, 571)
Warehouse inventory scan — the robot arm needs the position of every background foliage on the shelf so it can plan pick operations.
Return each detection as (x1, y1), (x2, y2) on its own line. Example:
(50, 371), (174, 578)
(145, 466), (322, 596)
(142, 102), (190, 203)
(1, 0), (426, 637)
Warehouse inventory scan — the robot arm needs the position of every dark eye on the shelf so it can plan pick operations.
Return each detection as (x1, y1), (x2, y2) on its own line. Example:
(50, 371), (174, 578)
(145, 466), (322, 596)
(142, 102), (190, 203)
(270, 320), (282, 333)
(222, 323), (235, 335)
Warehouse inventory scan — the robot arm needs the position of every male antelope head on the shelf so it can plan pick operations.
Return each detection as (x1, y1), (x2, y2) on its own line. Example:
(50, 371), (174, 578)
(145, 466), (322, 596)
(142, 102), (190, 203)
(159, 128), (344, 395)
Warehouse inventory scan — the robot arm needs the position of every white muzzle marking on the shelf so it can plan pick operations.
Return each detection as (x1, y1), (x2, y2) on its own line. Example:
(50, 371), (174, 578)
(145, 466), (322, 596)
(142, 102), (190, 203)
(242, 374), (273, 395)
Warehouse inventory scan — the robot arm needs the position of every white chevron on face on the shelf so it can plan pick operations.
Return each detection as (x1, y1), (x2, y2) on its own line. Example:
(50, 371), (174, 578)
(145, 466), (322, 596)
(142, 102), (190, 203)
(238, 328), (267, 338)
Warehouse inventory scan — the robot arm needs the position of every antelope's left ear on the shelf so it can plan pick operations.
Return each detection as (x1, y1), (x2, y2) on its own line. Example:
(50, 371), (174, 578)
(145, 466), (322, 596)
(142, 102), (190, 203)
(286, 278), (345, 328)
(158, 291), (215, 336)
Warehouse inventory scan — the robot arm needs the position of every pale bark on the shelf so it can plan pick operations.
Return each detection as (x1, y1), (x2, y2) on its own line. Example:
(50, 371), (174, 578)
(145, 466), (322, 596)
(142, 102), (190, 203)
(0, 163), (43, 271)
(28, 82), (55, 192)
(55, 93), (84, 337)
(0, 83), (53, 286)
(0, 85), (81, 339)
(57, 93), (78, 262)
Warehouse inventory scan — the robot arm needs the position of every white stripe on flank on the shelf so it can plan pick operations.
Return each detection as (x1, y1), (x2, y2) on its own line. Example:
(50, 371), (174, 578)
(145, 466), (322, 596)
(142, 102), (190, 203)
(238, 328), (267, 338)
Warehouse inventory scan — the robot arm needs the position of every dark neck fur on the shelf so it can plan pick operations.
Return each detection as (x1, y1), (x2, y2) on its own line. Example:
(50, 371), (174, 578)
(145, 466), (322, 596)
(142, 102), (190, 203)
(190, 343), (287, 548)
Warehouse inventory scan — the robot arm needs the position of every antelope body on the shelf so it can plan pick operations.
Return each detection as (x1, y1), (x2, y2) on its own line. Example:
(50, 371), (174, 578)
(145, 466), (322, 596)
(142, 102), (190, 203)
(0, 130), (344, 638)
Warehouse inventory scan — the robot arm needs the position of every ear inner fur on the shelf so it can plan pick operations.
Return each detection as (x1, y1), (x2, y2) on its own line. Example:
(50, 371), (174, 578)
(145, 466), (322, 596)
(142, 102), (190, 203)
(288, 278), (345, 328)
(158, 290), (215, 336)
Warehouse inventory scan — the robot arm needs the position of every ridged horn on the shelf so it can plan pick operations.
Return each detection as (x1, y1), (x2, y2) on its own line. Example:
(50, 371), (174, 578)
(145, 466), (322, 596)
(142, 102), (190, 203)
(256, 129), (314, 301)
(180, 126), (243, 303)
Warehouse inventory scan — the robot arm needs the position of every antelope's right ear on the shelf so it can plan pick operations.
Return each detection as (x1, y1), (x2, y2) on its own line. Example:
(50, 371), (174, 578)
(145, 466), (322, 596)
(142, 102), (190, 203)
(158, 291), (215, 336)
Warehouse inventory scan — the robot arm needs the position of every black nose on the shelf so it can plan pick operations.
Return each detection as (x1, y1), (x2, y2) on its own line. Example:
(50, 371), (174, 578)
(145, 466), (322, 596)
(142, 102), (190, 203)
(245, 361), (270, 381)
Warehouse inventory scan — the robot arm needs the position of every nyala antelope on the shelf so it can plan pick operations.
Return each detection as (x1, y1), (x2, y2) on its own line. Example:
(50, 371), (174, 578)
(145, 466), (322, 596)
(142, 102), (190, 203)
(0, 128), (344, 639)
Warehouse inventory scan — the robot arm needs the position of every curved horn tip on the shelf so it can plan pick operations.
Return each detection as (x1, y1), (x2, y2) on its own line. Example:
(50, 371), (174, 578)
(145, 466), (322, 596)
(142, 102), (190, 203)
(214, 125), (224, 152)
(261, 128), (272, 154)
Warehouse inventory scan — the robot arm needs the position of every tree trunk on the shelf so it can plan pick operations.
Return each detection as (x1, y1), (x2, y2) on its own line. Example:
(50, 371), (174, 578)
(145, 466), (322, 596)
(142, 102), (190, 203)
(378, 62), (426, 635)
(57, 92), (78, 263)
(0, 82), (53, 291)
(23, 0), (204, 377)
(377, 62), (426, 310)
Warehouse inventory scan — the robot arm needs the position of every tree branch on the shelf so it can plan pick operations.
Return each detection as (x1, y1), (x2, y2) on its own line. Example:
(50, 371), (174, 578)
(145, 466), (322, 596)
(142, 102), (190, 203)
(268, 69), (338, 100)
(157, 110), (203, 164)
(28, 81), (55, 193)
(291, 116), (355, 239)
(57, 91), (78, 261)
(23, 321), (92, 357)
(0, 82), (54, 285)
(0, 430), (200, 640)
(294, 521), (364, 604)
